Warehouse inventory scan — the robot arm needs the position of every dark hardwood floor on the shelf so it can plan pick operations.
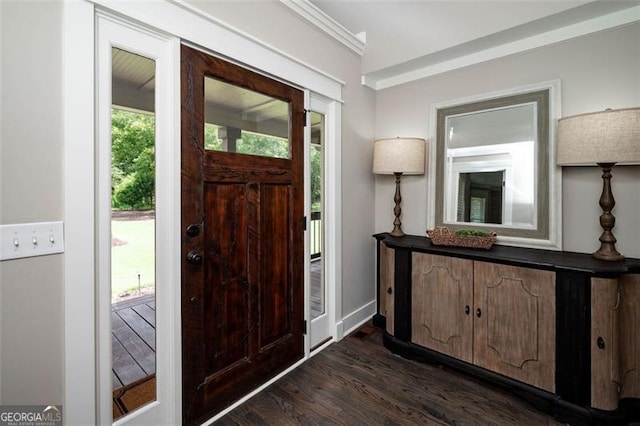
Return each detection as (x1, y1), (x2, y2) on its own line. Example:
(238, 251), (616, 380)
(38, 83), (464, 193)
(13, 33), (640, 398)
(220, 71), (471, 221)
(217, 325), (562, 425)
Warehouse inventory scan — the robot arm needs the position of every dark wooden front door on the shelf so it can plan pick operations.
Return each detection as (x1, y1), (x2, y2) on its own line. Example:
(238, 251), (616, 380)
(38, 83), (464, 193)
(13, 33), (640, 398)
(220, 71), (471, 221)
(180, 45), (305, 425)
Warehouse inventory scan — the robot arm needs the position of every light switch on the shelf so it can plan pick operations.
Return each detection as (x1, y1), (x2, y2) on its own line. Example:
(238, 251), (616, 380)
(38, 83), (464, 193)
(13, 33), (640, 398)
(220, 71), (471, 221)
(0, 221), (64, 261)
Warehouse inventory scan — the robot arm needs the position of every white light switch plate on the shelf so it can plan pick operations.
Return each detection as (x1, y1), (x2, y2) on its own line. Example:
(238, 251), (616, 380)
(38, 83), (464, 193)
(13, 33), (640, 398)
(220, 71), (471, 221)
(0, 221), (65, 261)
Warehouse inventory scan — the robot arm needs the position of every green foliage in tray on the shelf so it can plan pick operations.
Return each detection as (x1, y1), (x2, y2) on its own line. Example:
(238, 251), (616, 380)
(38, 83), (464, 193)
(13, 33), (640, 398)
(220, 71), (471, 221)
(455, 229), (491, 237)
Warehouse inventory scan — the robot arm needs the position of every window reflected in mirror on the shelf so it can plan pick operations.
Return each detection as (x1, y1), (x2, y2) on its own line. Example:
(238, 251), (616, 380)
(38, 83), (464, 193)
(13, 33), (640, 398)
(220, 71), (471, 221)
(457, 171), (504, 224)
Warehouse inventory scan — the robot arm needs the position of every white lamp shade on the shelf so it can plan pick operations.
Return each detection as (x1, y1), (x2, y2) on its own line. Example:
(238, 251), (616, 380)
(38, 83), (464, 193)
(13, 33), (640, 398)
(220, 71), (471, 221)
(373, 137), (426, 175)
(557, 107), (640, 165)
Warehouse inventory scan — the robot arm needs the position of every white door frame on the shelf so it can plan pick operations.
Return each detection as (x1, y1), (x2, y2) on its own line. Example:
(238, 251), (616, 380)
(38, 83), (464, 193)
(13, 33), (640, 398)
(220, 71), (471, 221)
(63, 2), (97, 423)
(305, 94), (339, 351)
(95, 11), (181, 425)
(64, 1), (343, 423)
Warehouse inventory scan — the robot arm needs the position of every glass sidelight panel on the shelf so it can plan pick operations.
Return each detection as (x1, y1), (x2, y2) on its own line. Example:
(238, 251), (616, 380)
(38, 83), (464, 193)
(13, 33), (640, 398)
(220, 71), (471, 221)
(111, 48), (156, 420)
(310, 111), (325, 320)
(204, 76), (290, 158)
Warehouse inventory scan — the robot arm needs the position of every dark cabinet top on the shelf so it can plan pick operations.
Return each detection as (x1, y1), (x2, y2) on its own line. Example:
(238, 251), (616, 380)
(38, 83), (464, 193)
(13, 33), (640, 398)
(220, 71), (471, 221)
(374, 232), (640, 277)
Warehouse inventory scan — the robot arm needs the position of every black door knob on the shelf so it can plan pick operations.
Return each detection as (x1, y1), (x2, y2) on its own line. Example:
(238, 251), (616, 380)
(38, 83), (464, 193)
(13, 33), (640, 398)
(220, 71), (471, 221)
(387, 287), (393, 295)
(476, 308), (482, 318)
(186, 224), (200, 237)
(465, 305), (470, 315)
(187, 250), (202, 265)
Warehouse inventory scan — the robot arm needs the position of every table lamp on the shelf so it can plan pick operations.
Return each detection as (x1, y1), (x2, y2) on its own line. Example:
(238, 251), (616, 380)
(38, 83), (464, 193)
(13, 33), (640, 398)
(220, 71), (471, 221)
(373, 137), (426, 237)
(557, 107), (640, 261)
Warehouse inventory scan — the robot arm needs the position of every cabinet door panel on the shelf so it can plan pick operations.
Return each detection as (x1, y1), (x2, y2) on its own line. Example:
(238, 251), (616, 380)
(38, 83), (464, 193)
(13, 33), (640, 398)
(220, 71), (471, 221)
(412, 253), (473, 363)
(591, 277), (620, 410)
(474, 262), (555, 392)
(381, 243), (395, 335)
(620, 274), (640, 399)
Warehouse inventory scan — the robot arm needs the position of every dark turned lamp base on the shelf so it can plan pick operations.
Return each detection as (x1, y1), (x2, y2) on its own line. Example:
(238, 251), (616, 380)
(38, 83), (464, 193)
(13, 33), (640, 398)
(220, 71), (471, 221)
(390, 172), (404, 237)
(593, 162), (624, 262)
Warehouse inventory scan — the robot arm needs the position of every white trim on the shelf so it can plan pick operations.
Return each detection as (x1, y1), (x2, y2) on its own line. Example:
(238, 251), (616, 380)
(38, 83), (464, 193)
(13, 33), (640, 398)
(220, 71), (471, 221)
(279, 0), (365, 56)
(310, 338), (334, 357)
(326, 101), (343, 342)
(89, 0), (344, 102)
(427, 80), (562, 251)
(364, 6), (640, 90)
(303, 90), (312, 358)
(308, 94), (337, 349)
(96, 11), (181, 425)
(336, 300), (376, 340)
(63, 2), (96, 424)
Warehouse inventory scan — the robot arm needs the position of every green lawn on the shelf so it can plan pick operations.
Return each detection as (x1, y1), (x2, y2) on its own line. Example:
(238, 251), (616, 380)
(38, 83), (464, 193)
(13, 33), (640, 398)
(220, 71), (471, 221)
(111, 218), (155, 299)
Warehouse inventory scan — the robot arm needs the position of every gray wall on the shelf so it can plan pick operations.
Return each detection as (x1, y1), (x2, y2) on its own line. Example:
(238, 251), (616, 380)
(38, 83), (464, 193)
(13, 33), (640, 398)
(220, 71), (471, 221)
(375, 23), (640, 258)
(0, 1), (65, 404)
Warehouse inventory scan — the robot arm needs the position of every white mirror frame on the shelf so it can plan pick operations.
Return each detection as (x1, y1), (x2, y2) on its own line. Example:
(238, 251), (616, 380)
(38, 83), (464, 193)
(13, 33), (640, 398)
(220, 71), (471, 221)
(428, 80), (562, 250)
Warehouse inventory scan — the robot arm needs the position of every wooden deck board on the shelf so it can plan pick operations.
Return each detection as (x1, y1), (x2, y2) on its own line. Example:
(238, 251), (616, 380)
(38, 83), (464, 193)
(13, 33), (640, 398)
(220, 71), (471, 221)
(117, 308), (155, 349)
(132, 303), (156, 326)
(112, 371), (123, 390)
(112, 294), (155, 311)
(310, 259), (322, 319)
(111, 312), (155, 379)
(112, 335), (147, 388)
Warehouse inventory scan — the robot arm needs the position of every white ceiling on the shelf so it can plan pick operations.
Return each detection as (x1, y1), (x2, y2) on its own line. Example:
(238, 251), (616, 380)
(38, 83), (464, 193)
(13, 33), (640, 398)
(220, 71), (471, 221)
(300, 0), (640, 89)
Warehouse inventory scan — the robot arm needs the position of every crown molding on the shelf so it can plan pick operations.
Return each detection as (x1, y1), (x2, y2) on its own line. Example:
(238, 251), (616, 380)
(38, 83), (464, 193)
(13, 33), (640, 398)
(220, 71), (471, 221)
(363, 4), (640, 90)
(280, 0), (365, 56)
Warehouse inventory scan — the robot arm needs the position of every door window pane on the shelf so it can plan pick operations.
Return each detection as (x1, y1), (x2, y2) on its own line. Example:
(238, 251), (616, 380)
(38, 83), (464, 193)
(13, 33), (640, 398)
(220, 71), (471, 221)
(204, 76), (290, 159)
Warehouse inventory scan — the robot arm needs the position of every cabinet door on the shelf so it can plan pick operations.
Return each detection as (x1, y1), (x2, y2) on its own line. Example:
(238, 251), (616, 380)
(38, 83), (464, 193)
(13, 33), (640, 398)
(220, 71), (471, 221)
(620, 274), (640, 400)
(412, 253), (473, 363)
(473, 262), (556, 392)
(590, 278), (620, 410)
(380, 243), (395, 335)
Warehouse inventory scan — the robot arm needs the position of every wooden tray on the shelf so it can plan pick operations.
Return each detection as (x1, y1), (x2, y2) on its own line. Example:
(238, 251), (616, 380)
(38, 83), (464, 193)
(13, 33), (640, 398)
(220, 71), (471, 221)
(427, 227), (496, 250)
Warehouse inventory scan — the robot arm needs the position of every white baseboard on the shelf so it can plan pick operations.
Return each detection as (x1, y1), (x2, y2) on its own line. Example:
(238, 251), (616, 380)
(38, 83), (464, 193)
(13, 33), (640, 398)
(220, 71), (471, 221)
(335, 299), (376, 340)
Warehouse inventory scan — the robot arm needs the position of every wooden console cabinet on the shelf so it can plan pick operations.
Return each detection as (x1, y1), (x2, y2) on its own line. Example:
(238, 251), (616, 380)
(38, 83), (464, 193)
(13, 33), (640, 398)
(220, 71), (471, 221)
(374, 233), (640, 425)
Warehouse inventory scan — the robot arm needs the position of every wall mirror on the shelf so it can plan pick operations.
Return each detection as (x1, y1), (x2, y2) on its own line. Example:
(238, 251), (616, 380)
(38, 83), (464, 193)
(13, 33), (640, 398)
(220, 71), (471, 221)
(430, 83), (562, 249)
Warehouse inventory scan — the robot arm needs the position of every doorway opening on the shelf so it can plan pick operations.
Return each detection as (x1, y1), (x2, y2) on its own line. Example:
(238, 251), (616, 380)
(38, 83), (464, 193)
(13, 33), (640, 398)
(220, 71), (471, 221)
(180, 45), (305, 424)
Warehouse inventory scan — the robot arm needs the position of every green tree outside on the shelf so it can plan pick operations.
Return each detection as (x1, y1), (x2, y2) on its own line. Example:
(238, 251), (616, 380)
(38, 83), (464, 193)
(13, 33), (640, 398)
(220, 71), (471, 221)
(111, 109), (155, 210)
